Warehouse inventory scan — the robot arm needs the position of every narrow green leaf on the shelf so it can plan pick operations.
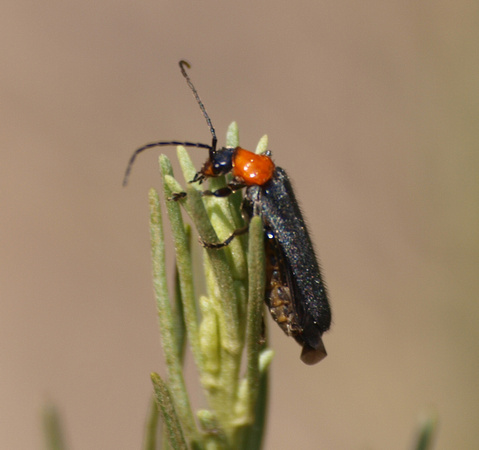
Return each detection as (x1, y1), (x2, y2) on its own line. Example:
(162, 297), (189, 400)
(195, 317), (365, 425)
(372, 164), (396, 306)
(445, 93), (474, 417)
(143, 396), (160, 450)
(414, 412), (439, 450)
(43, 405), (67, 450)
(151, 373), (188, 450)
(149, 188), (199, 443)
(226, 122), (239, 148)
(235, 217), (268, 448)
(240, 364), (269, 450)
(245, 216), (266, 417)
(160, 156), (203, 370)
(255, 135), (268, 155)
(173, 262), (187, 362)
(172, 224), (191, 362)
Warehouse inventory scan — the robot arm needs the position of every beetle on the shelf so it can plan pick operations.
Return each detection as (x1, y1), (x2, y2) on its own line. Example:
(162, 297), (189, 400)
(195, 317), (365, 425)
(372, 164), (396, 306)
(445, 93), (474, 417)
(124, 60), (332, 364)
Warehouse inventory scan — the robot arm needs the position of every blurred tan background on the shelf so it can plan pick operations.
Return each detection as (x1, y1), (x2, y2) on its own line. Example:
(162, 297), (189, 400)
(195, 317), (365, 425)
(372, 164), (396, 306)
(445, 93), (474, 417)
(2, 1), (478, 449)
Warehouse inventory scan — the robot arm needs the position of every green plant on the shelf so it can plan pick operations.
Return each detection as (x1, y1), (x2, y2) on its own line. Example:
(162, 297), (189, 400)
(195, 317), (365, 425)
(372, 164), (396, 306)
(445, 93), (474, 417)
(145, 122), (273, 450)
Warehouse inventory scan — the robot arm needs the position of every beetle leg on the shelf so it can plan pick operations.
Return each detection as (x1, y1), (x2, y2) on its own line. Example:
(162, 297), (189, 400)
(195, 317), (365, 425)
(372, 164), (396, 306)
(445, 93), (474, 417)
(200, 224), (249, 249)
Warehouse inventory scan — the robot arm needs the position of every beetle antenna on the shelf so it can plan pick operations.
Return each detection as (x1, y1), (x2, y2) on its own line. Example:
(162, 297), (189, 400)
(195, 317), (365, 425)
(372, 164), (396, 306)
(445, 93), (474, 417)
(122, 140), (211, 187)
(122, 61), (218, 186)
(179, 60), (217, 153)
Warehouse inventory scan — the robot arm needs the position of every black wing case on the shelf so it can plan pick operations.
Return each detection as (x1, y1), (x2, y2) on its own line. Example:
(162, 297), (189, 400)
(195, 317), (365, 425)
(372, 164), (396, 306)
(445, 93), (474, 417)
(246, 167), (331, 364)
